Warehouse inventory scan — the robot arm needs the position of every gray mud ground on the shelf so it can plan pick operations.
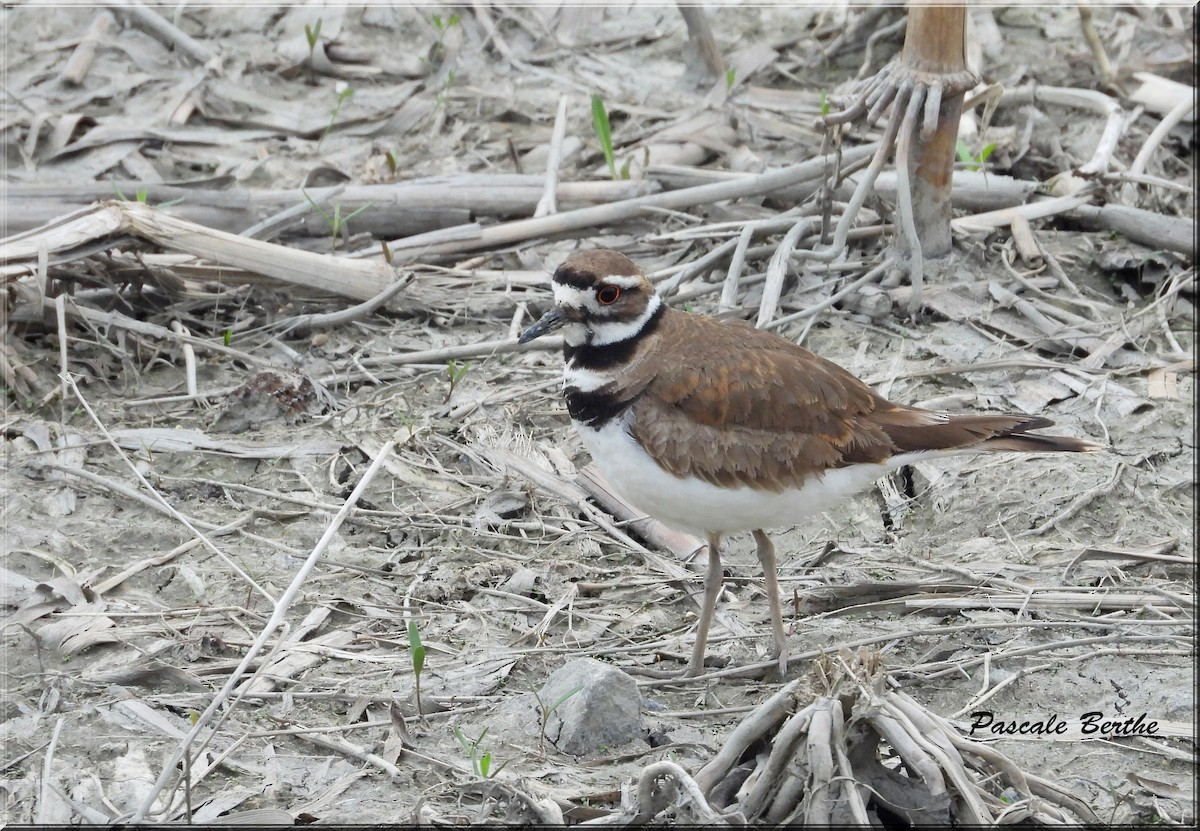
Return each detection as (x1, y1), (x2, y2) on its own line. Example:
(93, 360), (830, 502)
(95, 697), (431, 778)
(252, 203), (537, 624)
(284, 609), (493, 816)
(2, 3), (1195, 825)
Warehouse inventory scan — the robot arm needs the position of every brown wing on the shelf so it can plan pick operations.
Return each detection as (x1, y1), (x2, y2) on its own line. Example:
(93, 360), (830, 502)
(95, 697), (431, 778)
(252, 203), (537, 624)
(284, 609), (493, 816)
(628, 310), (896, 492)
(628, 309), (1092, 492)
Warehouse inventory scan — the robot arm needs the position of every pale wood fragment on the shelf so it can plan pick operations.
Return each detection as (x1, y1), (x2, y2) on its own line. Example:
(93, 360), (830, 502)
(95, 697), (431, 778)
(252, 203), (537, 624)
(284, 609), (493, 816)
(59, 11), (116, 85)
(2, 201), (397, 301)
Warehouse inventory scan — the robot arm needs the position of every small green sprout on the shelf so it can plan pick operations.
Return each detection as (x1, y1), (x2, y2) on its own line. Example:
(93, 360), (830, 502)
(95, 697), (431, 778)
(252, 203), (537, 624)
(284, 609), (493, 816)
(452, 726), (507, 778)
(431, 12), (460, 32)
(319, 82), (355, 148)
(433, 69), (456, 112)
(591, 94), (618, 180)
(110, 181), (184, 208)
(304, 19), (322, 52)
(408, 619), (426, 718)
(428, 12), (461, 64)
(444, 359), (470, 403)
(304, 19), (322, 84)
(956, 140), (997, 172)
(534, 683), (583, 755)
(301, 188), (374, 250)
(725, 67), (736, 90)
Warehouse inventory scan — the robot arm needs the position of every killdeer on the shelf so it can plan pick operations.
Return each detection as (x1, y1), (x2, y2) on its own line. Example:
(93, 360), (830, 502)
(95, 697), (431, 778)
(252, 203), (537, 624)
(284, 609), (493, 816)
(519, 249), (1099, 677)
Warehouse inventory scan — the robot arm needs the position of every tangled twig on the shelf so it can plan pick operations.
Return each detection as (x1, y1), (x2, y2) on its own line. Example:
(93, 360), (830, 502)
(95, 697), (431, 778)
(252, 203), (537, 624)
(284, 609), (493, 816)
(692, 649), (1101, 825)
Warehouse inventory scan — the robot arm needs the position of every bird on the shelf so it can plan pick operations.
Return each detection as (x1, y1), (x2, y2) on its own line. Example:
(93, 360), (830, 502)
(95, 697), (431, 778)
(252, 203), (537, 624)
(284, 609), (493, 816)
(519, 248), (1099, 677)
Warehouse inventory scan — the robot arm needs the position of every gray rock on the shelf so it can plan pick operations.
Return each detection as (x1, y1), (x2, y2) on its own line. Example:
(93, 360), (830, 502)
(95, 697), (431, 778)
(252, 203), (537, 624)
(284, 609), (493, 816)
(540, 658), (644, 756)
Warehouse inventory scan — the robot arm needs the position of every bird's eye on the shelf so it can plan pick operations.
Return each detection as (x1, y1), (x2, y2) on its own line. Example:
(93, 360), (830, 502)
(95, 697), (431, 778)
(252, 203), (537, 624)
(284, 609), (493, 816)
(596, 285), (621, 305)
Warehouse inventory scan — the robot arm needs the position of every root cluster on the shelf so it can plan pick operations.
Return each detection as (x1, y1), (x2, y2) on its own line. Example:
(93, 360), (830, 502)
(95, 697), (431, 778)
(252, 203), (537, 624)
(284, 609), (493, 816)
(607, 650), (1101, 825)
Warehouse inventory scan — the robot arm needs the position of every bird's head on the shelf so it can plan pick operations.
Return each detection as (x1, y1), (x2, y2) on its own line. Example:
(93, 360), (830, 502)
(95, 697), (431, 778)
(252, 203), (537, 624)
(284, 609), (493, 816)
(518, 249), (660, 348)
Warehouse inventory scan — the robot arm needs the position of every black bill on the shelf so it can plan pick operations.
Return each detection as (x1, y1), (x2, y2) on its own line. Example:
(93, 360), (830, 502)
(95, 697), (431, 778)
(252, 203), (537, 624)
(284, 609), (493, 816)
(518, 307), (568, 344)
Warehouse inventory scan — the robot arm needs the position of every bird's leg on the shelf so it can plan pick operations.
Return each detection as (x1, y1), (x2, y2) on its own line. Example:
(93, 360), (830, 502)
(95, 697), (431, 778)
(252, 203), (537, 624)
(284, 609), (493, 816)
(687, 533), (724, 677)
(753, 529), (788, 676)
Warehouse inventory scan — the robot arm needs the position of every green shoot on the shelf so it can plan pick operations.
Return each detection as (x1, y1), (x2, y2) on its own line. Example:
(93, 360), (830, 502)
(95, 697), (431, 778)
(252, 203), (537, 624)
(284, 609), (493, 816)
(591, 94), (617, 180)
(444, 360), (470, 403)
(819, 90), (830, 117)
(304, 19), (322, 84)
(955, 139), (973, 165)
(301, 188), (374, 250)
(110, 181), (184, 208)
(955, 140), (997, 172)
(452, 726), (506, 778)
(431, 12), (460, 32)
(223, 329), (232, 346)
(385, 149), (398, 177)
(408, 619), (426, 718)
(304, 19), (322, 52)
(534, 683), (583, 755)
(725, 68), (736, 90)
(428, 12), (461, 64)
(319, 83), (355, 148)
(433, 69), (456, 113)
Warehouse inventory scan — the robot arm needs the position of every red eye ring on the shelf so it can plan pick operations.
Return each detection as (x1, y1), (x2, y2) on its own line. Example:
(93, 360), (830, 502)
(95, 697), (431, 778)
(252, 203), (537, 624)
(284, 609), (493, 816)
(596, 285), (621, 305)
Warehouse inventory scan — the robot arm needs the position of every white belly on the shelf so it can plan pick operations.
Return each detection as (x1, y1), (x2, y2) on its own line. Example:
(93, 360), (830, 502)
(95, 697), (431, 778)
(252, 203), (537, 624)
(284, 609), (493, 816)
(576, 417), (934, 535)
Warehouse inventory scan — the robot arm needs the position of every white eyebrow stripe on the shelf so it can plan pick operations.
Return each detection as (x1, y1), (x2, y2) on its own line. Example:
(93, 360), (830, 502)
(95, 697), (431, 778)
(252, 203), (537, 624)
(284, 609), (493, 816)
(602, 274), (644, 289)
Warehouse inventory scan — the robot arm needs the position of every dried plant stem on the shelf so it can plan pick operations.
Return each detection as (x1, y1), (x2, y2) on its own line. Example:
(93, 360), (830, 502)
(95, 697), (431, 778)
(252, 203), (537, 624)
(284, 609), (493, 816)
(360, 334), (556, 368)
(270, 272), (414, 335)
(676, 4), (726, 78)
(289, 727), (404, 777)
(1076, 2), (1116, 88)
(997, 84), (1126, 175)
(632, 760), (724, 823)
(694, 679), (806, 792)
(59, 10), (116, 84)
(112, 0), (214, 64)
(1129, 93), (1195, 178)
(535, 95), (571, 218)
(763, 257), (894, 330)
(386, 144), (879, 260)
(757, 217), (819, 326)
(647, 619), (1185, 686)
(169, 320), (198, 397)
(20, 285), (273, 366)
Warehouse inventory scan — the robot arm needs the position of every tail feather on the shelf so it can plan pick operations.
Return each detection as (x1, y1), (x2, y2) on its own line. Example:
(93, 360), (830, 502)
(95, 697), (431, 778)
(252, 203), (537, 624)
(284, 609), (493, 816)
(872, 408), (1100, 455)
(980, 430), (1101, 454)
